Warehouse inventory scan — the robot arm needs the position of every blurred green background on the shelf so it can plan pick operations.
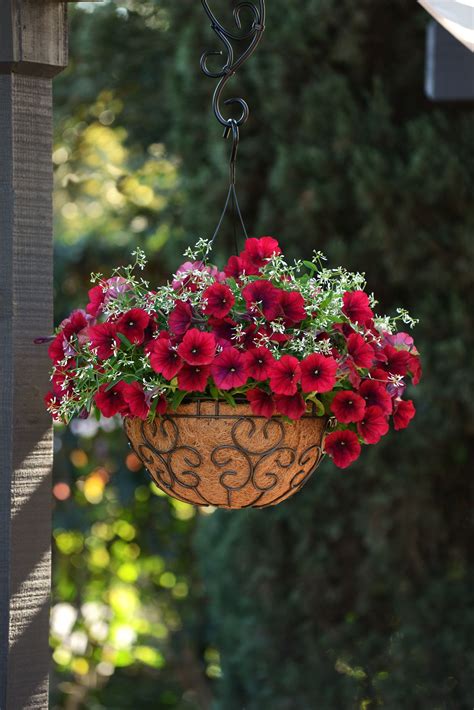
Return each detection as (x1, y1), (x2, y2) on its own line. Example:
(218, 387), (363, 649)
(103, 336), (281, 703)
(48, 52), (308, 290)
(50, 1), (474, 708)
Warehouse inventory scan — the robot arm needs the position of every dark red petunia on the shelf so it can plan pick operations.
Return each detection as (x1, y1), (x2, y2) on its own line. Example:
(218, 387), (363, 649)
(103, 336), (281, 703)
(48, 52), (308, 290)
(347, 332), (374, 368)
(408, 354), (422, 385)
(89, 322), (120, 360)
(275, 392), (306, 420)
(62, 310), (88, 340)
(149, 338), (183, 380)
(242, 280), (282, 321)
(331, 390), (366, 423)
(369, 367), (390, 382)
(393, 399), (416, 430)
(177, 328), (216, 365)
(86, 284), (105, 317)
(169, 300), (193, 336)
(223, 254), (260, 279)
(94, 383), (127, 417)
(202, 283), (235, 319)
(342, 290), (373, 326)
(211, 347), (248, 390)
(177, 363), (211, 392)
(357, 405), (389, 443)
(155, 395), (168, 415)
(379, 345), (411, 376)
(359, 379), (392, 414)
(269, 355), (301, 395)
(300, 353), (338, 393)
(116, 308), (150, 345)
(243, 347), (275, 381)
(246, 388), (275, 418)
(278, 290), (306, 325)
(325, 430), (361, 468)
(209, 317), (236, 348)
(118, 381), (149, 420)
(48, 334), (67, 363)
(242, 236), (281, 267)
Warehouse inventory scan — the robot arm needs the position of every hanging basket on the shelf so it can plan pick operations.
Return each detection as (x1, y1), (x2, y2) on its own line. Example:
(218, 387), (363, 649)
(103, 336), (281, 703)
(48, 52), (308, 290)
(124, 400), (328, 509)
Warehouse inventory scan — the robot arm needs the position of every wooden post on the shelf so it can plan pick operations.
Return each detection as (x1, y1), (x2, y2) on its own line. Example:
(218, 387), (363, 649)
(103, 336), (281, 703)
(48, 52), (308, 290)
(0, 2), (67, 708)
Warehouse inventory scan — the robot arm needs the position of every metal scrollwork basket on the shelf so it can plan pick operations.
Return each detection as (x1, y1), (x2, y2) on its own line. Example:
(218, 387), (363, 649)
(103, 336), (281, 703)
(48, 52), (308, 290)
(124, 401), (329, 509)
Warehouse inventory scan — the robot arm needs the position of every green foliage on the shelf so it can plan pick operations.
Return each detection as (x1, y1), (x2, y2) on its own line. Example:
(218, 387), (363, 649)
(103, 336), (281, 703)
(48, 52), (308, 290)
(52, 0), (473, 708)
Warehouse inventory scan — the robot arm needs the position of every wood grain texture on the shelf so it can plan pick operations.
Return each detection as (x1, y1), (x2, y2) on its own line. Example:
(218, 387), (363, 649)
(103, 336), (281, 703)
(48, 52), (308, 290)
(0, 72), (54, 710)
(0, 0), (68, 76)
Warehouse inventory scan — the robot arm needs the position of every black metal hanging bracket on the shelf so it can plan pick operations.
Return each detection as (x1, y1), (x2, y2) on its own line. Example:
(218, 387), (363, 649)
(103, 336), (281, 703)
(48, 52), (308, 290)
(200, 0), (266, 247)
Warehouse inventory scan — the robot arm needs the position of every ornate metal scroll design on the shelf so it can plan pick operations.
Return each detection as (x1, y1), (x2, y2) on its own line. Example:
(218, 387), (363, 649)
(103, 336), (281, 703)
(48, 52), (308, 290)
(200, 0), (266, 130)
(125, 411), (328, 509)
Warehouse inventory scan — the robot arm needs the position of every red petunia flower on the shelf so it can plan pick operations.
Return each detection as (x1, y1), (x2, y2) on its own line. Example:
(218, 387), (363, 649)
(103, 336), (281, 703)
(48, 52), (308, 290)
(242, 236), (281, 267)
(209, 317), (236, 348)
(177, 328), (216, 365)
(347, 332), (374, 368)
(89, 322), (120, 360)
(243, 347), (275, 381)
(242, 280), (282, 321)
(408, 354), (422, 385)
(117, 308), (150, 345)
(331, 390), (366, 423)
(177, 363), (211, 392)
(223, 254), (260, 279)
(379, 345), (411, 376)
(324, 430), (361, 469)
(86, 284), (105, 317)
(202, 283), (235, 319)
(118, 381), (149, 420)
(357, 405), (389, 443)
(278, 290), (306, 325)
(275, 392), (307, 420)
(359, 379), (392, 414)
(48, 334), (67, 363)
(169, 300), (193, 336)
(149, 338), (183, 380)
(211, 347), (248, 390)
(94, 383), (127, 417)
(246, 388), (275, 418)
(269, 355), (301, 395)
(342, 290), (373, 326)
(393, 399), (416, 430)
(300, 353), (338, 393)
(62, 310), (88, 340)
(155, 395), (168, 415)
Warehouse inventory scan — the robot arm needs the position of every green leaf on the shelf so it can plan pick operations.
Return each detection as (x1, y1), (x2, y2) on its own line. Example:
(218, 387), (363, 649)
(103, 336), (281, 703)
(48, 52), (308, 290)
(303, 260), (317, 272)
(221, 391), (237, 408)
(171, 389), (187, 411)
(306, 395), (325, 417)
(117, 332), (133, 348)
(209, 382), (220, 400)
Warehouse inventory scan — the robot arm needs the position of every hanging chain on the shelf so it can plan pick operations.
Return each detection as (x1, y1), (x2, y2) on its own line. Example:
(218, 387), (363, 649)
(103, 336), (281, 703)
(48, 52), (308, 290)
(200, 0), (266, 247)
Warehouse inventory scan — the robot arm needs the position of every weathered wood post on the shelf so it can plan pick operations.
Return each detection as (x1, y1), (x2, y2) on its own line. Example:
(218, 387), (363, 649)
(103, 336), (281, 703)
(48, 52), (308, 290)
(0, 2), (68, 708)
